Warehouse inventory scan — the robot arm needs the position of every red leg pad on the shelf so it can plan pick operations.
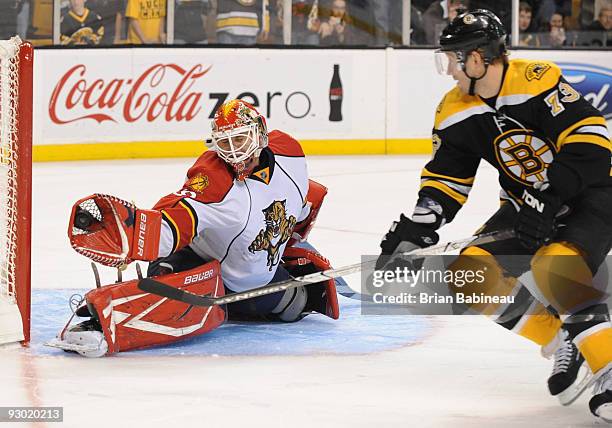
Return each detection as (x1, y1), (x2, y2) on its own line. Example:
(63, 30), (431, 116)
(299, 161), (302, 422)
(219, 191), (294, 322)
(282, 246), (340, 320)
(85, 260), (226, 354)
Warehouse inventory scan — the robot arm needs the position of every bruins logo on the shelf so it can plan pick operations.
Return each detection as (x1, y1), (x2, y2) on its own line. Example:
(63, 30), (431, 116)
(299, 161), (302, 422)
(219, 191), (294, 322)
(187, 174), (209, 193)
(249, 200), (297, 270)
(525, 63), (551, 81)
(68, 27), (100, 45)
(463, 14), (476, 24)
(494, 129), (556, 185)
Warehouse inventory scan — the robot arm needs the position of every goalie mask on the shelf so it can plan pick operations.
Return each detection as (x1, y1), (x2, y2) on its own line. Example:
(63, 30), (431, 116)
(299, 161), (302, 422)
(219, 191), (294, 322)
(208, 99), (268, 180)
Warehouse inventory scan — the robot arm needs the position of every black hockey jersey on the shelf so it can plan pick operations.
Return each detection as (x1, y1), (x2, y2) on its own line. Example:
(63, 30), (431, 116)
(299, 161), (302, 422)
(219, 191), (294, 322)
(60, 8), (105, 45)
(420, 59), (611, 222)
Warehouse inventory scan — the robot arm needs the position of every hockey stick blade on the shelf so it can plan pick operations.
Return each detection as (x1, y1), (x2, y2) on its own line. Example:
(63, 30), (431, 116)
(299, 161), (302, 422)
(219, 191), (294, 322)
(138, 229), (515, 306)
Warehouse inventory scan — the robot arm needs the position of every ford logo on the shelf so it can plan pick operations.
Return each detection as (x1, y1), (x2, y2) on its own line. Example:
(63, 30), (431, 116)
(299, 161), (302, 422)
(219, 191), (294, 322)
(559, 63), (611, 120)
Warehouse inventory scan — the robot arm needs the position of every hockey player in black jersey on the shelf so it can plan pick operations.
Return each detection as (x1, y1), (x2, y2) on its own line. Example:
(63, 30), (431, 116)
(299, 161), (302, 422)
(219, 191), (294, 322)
(377, 9), (612, 421)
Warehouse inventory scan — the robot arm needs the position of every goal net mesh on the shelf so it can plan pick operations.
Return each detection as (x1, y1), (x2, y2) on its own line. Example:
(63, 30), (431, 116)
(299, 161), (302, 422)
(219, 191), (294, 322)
(0, 37), (22, 307)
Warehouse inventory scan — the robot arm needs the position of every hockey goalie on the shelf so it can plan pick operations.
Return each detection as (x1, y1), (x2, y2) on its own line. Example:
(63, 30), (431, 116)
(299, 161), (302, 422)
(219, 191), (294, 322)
(51, 99), (342, 357)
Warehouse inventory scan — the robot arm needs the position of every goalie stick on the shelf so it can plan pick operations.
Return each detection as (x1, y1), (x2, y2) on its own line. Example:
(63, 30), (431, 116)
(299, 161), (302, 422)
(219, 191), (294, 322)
(138, 229), (515, 306)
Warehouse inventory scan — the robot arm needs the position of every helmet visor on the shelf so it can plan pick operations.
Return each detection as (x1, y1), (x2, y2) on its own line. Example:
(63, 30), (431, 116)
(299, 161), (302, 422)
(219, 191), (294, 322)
(434, 50), (461, 75)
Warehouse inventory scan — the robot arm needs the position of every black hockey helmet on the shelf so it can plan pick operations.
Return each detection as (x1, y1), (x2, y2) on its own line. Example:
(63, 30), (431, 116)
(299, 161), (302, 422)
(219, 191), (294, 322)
(439, 9), (507, 65)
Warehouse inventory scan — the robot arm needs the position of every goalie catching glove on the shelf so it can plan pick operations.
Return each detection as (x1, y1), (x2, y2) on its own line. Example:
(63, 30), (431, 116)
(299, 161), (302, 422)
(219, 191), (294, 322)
(68, 194), (162, 267)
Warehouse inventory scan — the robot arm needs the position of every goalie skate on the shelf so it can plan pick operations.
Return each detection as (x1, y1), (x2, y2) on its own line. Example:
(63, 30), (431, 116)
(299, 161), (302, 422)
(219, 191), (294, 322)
(46, 320), (108, 358)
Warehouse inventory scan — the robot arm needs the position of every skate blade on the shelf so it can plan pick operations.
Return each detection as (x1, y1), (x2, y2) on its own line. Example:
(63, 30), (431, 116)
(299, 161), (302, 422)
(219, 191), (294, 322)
(557, 365), (594, 406)
(45, 338), (100, 353)
(596, 403), (612, 422)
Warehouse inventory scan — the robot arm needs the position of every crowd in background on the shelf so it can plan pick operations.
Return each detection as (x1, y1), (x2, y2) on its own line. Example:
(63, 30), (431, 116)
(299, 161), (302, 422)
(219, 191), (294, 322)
(0, 0), (610, 47)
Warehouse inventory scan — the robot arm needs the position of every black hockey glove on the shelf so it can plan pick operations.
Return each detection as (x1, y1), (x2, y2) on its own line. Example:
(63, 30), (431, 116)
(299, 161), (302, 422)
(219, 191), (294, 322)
(147, 246), (206, 277)
(514, 183), (562, 250)
(375, 214), (440, 270)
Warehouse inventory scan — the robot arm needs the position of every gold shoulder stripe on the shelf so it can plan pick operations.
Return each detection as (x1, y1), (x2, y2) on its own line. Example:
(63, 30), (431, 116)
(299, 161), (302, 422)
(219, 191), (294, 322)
(422, 168), (475, 185)
(178, 200), (197, 243)
(562, 134), (611, 151)
(420, 180), (468, 205)
(557, 116), (608, 148)
(434, 87), (485, 129)
(161, 210), (181, 253)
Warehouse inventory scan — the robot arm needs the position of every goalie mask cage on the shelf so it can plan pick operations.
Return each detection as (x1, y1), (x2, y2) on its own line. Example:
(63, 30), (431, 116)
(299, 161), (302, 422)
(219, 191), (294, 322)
(0, 37), (32, 345)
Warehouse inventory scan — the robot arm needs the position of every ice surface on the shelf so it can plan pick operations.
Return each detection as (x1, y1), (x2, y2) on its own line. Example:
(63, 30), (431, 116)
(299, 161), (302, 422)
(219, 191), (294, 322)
(0, 156), (602, 427)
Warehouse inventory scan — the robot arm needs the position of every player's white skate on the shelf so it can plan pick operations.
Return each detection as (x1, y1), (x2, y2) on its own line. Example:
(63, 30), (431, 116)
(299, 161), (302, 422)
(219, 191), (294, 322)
(46, 319), (108, 358)
(590, 364), (612, 422)
(545, 330), (592, 406)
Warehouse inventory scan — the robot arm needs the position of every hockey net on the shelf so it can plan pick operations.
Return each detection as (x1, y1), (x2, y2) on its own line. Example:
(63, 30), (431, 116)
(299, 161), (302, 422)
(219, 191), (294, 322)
(0, 37), (32, 345)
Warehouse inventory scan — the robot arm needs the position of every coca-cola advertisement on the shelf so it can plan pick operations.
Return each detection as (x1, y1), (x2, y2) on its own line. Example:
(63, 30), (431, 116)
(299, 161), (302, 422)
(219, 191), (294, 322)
(35, 49), (386, 147)
(49, 63), (210, 125)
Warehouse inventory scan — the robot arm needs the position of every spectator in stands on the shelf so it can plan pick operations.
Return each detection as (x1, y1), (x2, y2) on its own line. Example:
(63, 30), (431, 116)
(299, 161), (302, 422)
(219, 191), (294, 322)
(579, 0), (596, 30)
(318, 0), (348, 45)
(261, 0), (284, 44)
(292, 0), (320, 45)
(125, 0), (166, 44)
(540, 11), (569, 47)
(534, 0), (571, 31)
(174, 0), (211, 44)
(422, 0), (468, 45)
(60, 0), (104, 45)
(0, 0), (23, 39)
(318, 0), (371, 46)
(87, 0), (125, 45)
(213, 0), (269, 45)
(518, 1), (540, 46)
(585, 2), (612, 46)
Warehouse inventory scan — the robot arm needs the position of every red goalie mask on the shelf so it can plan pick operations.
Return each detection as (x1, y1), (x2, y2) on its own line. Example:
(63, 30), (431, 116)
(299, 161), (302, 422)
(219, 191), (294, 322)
(208, 99), (268, 180)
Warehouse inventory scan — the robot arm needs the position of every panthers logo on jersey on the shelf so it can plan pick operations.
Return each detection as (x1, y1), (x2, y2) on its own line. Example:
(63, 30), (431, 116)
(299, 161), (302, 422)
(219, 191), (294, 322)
(187, 174), (209, 193)
(494, 129), (556, 185)
(249, 200), (297, 270)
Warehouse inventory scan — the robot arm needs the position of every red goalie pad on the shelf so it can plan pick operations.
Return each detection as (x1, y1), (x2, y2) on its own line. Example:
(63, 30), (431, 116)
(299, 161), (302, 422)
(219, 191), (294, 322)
(282, 245), (340, 320)
(82, 261), (226, 354)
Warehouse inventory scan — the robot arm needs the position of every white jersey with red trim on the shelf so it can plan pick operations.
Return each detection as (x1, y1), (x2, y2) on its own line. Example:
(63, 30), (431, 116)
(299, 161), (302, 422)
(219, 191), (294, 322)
(152, 130), (309, 292)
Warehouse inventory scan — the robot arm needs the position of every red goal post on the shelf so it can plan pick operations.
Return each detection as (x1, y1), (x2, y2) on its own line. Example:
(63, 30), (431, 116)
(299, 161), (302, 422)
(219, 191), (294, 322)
(0, 37), (32, 345)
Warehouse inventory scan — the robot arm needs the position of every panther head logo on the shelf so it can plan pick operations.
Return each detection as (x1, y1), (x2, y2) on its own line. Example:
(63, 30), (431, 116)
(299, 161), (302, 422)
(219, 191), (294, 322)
(248, 200), (297, 270)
